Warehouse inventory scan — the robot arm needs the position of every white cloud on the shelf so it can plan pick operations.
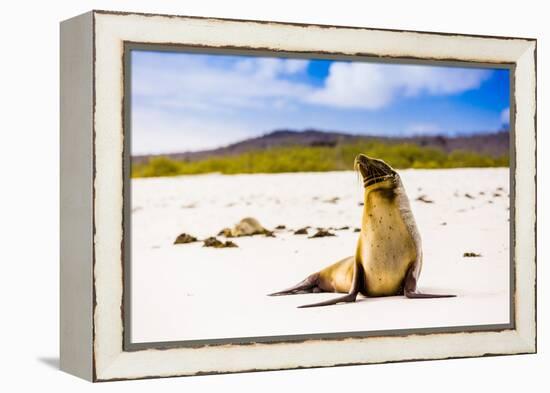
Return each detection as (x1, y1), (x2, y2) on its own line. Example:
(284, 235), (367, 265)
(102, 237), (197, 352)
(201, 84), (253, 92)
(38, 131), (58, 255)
(131, 108), (255, 154)
(133, 56), (312, 113)
(131, 53), (498, 154)
(134, 54), (491, 115)
(234, 57), (308, 78)
(307, 62), (492, 109)
(500, 107), (510, 125)
(282, 59), (309, 74)
(131, 55), (315, 154)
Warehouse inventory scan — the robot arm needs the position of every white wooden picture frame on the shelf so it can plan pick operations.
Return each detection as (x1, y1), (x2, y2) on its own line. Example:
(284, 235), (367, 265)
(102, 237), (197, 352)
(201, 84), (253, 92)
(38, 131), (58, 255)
(60, 10), (536, 381)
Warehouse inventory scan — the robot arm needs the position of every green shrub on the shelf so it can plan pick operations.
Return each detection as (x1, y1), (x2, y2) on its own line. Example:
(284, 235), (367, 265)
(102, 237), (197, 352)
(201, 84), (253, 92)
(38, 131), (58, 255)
(131, 142), (509, 178)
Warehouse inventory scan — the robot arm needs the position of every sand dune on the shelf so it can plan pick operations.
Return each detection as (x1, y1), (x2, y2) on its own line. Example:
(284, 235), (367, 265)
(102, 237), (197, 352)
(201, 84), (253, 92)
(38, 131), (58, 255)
(130, 168), (510, 343)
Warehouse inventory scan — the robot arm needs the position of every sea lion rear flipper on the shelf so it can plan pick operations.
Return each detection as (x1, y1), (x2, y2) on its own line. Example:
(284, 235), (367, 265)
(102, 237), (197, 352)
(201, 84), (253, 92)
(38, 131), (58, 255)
(298, 259), (363, 308)
(297, 292), (358, 308)
(405, 292), (456, 298)
(268, 273), (320, 296)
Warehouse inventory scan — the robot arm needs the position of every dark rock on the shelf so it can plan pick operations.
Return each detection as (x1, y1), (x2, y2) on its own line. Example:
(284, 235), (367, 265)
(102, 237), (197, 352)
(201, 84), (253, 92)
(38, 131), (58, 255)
(294, 227), (309, 235)
(463, 252), (482, 258)
(416, 195), (434, 204)
(203, 237), (238, 248)
(309, 229), (336, 238)
(203, 237), (223, 247)
(174, 233), (198, 244)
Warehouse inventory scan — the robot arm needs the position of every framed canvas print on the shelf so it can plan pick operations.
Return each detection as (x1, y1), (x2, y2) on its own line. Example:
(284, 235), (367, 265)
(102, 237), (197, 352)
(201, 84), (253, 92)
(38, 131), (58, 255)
(60, 10), (537, 382)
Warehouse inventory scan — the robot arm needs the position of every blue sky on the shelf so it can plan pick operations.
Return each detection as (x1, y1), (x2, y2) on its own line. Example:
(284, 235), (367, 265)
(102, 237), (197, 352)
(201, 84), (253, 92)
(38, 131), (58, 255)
(131, 50), (510, 155)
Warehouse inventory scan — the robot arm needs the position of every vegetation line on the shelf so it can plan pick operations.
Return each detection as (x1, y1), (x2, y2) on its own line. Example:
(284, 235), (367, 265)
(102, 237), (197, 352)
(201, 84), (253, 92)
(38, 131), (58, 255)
(131, 142), (509, 178)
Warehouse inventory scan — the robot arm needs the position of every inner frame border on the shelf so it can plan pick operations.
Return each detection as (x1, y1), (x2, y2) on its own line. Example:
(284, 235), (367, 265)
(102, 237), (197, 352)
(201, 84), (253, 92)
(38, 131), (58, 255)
(121, 41), (517, 352)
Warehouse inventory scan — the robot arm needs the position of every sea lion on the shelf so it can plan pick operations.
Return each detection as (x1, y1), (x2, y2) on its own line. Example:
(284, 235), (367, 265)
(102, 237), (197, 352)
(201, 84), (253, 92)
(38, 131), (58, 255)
(219, 217), (272, 237)
(269, 154), (454, 308)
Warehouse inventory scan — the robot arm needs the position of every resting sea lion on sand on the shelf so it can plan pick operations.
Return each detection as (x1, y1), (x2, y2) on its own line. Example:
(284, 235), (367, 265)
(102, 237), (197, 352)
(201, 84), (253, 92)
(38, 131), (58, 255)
(269, 154), (455, 308)
(219, 217), (271, 237)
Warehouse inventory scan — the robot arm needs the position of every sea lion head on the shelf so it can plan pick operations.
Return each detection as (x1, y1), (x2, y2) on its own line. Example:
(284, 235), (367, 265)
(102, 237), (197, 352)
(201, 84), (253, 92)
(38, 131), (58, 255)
(354, 154), (398, 191)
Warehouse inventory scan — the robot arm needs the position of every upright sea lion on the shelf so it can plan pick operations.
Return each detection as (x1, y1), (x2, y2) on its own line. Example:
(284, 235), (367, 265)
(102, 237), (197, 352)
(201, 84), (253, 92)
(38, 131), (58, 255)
(269, 154), (454, 308)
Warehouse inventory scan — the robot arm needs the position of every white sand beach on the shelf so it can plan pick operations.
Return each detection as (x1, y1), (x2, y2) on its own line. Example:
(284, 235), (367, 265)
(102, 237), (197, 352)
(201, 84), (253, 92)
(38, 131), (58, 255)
(130, 168), (510, 344)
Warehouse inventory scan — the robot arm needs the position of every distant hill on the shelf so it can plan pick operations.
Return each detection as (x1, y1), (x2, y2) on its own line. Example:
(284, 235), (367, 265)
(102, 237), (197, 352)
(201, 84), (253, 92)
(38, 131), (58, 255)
(132, 129), (509, 164)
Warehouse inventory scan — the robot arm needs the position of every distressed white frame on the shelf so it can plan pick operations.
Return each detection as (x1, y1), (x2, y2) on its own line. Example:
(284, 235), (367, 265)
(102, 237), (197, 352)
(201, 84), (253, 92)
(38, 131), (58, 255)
(60, 10), (536, 381)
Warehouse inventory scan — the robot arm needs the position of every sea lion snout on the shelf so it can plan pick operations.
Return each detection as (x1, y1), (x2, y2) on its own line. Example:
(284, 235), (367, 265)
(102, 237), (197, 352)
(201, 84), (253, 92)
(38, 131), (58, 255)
(354, 154), (396, 188)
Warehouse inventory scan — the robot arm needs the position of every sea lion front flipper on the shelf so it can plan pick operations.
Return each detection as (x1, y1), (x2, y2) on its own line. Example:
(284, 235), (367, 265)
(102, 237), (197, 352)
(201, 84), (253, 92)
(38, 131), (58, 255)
(403, 262), (456, 299)
(297, 259), (364, 308)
